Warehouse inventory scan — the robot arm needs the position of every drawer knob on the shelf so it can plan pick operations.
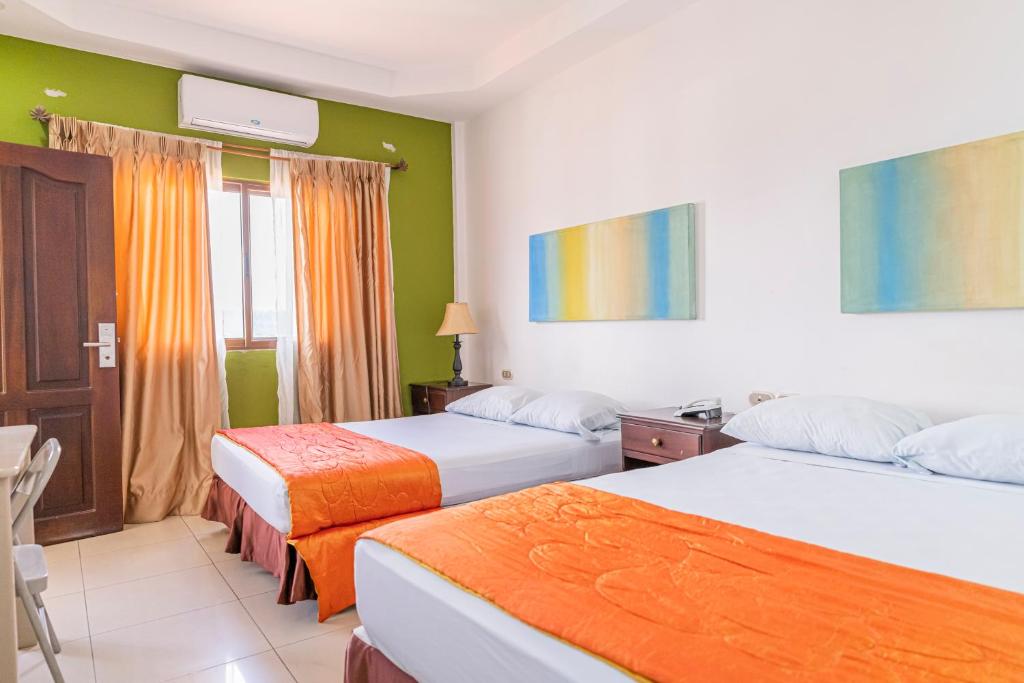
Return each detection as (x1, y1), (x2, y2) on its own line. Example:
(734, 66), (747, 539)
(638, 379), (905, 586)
(651, 437), (663, 447)
(421, 397), (428, 404)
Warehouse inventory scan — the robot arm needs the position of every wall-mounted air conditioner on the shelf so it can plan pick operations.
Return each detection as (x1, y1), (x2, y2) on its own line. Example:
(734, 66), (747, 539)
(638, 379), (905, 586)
(178, 75), (319, 147)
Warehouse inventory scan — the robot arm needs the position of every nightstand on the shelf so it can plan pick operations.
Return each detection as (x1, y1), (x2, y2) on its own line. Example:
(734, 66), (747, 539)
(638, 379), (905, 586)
(619, 407), (740, 469)
(410, 381), (492, 415)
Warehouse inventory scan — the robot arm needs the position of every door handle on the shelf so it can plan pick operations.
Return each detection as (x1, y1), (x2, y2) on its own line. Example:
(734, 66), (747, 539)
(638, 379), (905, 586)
(83, 323), (117, 368)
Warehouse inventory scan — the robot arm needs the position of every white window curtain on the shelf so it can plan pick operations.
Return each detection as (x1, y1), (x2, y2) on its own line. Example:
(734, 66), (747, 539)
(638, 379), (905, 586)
(204, 142), (230, 428)
(271, 151), (299, 425)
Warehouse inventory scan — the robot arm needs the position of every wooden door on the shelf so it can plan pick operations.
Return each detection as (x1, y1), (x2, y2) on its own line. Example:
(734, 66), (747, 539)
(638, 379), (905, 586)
(0, 141), (123, 544)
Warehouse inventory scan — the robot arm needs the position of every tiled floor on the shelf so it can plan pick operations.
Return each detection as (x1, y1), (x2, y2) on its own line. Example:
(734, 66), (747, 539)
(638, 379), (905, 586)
(17, 515), (360, 682)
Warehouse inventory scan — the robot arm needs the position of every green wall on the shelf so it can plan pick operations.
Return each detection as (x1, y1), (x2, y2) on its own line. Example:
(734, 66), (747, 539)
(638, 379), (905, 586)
(0, 35), (455, 421)
(224, 351), (279, 427)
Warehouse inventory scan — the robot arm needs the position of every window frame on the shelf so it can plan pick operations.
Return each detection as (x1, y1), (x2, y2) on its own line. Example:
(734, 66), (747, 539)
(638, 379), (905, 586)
(220, 180), (277, 350)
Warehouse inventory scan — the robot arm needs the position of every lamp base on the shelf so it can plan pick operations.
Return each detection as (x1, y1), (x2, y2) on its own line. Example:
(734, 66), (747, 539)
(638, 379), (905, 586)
(448, 335), (467, 388)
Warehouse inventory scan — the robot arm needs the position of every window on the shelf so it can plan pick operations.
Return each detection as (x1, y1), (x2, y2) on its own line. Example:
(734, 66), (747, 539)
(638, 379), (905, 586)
(209, 181), (280, 349)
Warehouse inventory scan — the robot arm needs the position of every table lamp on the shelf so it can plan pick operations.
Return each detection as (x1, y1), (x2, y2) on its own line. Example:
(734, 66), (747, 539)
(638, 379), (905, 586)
(435, 302), (478, 387)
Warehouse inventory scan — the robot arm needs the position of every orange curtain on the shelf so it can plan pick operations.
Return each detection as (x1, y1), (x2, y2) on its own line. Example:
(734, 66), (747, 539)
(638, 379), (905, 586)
(288, 157), (402, 423)
(49, 116), (221, 522)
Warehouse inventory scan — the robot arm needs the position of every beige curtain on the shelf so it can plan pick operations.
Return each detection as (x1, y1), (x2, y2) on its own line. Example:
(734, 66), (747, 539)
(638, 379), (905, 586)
(289, 156), (402, 423)
(49, 116), (221, 522)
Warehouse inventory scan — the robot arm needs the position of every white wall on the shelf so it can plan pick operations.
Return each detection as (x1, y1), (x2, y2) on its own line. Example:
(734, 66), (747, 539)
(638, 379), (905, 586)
(460, 0), (1024, 420)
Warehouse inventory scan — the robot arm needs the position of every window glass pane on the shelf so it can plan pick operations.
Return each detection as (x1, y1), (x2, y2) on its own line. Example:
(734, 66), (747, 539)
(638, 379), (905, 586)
(209, 190), (245, 339)
(248, 193), (279, 339)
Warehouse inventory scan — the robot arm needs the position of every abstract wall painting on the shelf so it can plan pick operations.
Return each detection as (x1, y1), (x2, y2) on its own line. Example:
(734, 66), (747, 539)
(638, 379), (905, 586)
(840, 131), (1024, 313)
(529, 203), (696, 322)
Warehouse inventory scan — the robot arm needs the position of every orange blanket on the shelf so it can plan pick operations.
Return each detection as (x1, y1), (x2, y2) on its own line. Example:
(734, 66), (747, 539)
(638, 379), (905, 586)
(219, 423), (441, 620)
(365, 482), (1024, 681)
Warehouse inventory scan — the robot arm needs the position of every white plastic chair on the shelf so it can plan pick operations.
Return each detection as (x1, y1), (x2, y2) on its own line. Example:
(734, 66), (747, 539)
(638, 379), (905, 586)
(10, 438), (63, 683)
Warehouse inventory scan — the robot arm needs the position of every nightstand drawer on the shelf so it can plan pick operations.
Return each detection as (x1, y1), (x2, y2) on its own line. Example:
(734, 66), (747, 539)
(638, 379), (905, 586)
(411, 385), (431, 414)
(410, 381), (493, 415)
(622, 424), (702, 461)
(426, 387), (449, 414)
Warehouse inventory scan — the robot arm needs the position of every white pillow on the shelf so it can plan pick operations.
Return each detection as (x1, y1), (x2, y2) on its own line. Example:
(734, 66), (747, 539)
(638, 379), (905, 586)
(722, 395), (931, 462)
(445, 386), (543, 423)
(891, 414), (1024, 485)
(509, 390), (624, 441)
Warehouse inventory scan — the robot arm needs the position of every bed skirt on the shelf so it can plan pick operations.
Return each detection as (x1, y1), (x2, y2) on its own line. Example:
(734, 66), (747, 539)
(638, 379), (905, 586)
(345, 632), (416, 683)
(201, 476), (317, 606)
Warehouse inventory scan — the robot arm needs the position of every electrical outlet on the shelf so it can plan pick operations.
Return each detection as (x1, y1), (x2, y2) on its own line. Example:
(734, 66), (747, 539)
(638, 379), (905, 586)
(748, 391), (776, 405)
(501, 370), (513, 380)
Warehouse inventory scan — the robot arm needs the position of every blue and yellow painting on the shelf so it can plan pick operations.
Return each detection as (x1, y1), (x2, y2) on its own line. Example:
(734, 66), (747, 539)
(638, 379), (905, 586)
(529, 204), (696, 321)
(841, 131), (1024, 313)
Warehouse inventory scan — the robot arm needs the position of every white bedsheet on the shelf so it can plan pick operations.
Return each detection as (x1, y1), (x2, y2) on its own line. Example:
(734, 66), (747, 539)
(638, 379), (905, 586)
(210, 412), (621, 533)
(354, 443), (1024, 683)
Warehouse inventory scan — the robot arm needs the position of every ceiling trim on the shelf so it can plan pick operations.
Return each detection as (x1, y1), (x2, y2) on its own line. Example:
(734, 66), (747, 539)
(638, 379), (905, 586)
(5, 0), (690, 121)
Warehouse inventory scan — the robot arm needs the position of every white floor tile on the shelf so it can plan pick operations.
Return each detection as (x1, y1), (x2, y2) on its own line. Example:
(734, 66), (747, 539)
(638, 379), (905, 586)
(91, 601), (270, 682)
(20, 518), (353, 683)
(86, 564), (236, 634)
(81, 536), (210, 589)
(17, 636), (95, 683)
(195, 527), (238, 564)
(169, 651), (295, 683)
(241, 592), (359, 648)
(15, 590), (88, 650)
(46, 553), (84, 597)
(276, 629), (353, 683)
(44, 590), (90, 644)
(79, 516), (191, 557)
(43, 540), (80, 563)
(216, 556), (281, 598)
(182, 515), (228, 536)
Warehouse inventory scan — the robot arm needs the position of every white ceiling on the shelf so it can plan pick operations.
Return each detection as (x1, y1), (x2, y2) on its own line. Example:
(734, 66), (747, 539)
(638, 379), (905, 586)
(0, 0), (690, 121)
(107, 0), (561, 71)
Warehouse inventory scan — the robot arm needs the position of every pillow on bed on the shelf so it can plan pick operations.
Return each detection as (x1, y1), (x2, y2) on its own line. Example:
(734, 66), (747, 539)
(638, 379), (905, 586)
(722, 395), (931, 462)
(891, 414), (1024, 485)
(509, 390), (623, 441)
(445, 385), (543, 422)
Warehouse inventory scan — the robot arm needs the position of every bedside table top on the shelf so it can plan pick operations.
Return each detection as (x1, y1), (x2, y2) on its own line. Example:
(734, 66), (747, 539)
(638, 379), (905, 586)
(618, 407), (734, 431)
(412, 381), (492, 389)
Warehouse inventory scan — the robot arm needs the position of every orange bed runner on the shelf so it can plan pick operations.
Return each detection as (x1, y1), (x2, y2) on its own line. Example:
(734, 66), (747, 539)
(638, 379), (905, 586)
(219, 423), (441, 620)
(365, 482), (1024, 681)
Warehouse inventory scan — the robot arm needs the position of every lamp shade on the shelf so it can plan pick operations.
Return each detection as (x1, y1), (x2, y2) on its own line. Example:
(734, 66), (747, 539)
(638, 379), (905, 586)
(436, 302), (478, 336)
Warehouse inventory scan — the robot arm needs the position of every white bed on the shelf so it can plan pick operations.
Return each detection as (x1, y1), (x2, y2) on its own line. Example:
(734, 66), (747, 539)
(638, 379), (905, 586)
(211, 412), (622, 534)
(353, 442), (1024, 683)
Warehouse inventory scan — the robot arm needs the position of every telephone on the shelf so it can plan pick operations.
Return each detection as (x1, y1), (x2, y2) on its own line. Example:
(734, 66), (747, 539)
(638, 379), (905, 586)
(674, 398), (723, 419)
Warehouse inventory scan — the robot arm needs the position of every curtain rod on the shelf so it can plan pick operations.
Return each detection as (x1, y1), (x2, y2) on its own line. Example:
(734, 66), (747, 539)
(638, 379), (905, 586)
(29, 106), (409, 172)
(216, 144), (408, 171)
